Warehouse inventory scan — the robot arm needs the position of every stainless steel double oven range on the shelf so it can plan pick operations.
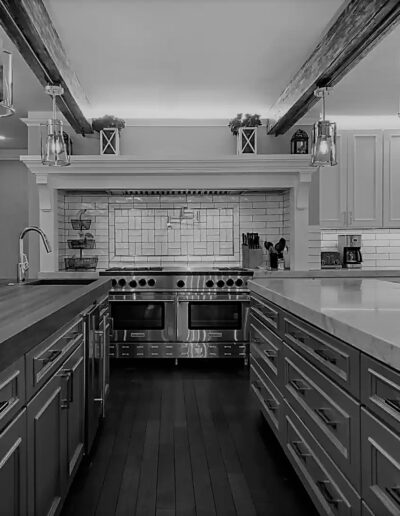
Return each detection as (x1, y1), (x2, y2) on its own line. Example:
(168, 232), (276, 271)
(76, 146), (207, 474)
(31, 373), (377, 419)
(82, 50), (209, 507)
(100, 267), (253, 361)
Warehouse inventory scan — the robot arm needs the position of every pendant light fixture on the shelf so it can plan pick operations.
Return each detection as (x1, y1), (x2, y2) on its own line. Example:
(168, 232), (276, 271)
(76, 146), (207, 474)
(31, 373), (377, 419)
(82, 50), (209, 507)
(0, 49), (14, 117)
(41, 85), (70, 166)
(311, 87), (337, 167)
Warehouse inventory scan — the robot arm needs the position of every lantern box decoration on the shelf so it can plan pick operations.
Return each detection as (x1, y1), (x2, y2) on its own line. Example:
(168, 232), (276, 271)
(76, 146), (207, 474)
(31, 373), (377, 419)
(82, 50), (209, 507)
(291, 129), (309, 154)
(100, 128), (120, 155)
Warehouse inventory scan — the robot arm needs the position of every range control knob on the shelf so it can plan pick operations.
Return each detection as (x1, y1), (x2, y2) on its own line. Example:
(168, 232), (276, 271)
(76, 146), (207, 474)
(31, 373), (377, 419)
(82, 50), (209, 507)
(177, 280), (185, 288)
(138, 278), (147, 287)
(118, 278), (126, 287)
(226, 278), (234, 287)
(111, 279), (117, 288)
(217, 280), (225, 288)
(235, 278), (243, 287)
(206, 279), (214, 288)
(147, 278), (156, 287)
(129, 279), (137, 288)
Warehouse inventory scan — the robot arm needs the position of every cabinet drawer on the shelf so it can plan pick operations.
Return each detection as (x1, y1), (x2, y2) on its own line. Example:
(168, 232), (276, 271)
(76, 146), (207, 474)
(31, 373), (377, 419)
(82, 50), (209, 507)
(283, 401), (361, 516)
(361, 354), (400, 434)
(250, 293), (281, 334)
(250, 314), (282, 379)
(361, 408), (400, 515)
(250, 360), (283, 439)
(26, 316), (84, 399)
(283, 343), (361, 489)
(282, 311), (360, 397)
(0, 357), (25, 432)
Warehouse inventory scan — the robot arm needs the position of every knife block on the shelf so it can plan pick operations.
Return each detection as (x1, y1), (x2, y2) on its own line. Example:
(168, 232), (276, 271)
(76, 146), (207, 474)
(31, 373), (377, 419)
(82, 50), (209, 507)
(242, 246), (263, 269)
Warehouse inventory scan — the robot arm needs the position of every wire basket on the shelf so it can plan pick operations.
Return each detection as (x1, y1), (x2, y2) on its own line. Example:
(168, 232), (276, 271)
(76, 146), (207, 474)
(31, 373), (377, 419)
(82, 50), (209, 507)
(70, 219), (91, 231)
(67, 239), (96, 249)
(64, 256), (98, 270)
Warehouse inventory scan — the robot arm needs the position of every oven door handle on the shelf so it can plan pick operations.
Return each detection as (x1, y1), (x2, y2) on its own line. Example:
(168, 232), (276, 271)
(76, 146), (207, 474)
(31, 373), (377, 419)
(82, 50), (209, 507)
(109, 299), (176, 303)
(177, 297), (249, 302)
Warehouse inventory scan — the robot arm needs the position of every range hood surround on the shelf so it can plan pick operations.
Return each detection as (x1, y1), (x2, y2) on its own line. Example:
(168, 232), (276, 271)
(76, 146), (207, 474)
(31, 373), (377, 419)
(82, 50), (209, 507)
(21, 154), (316, 271)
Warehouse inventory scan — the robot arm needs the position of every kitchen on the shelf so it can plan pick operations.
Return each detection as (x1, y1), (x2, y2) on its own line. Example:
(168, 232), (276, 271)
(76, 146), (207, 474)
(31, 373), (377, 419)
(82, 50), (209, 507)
(1, 1), (400, 515)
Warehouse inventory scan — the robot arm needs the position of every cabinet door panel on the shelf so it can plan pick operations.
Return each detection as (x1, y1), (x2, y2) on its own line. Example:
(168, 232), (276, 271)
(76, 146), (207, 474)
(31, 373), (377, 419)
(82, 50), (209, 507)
(27, 375), (66, 516)
(347, 131), (383, 228)
(383, 130), (400, 227)
(320, 133), (347, 228)
(0, 409), (27, 516)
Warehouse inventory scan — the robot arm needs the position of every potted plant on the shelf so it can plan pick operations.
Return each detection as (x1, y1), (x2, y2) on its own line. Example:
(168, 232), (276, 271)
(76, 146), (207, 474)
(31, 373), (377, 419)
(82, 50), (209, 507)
(228, 113), (262, 154)
(92, 115), (126, 155)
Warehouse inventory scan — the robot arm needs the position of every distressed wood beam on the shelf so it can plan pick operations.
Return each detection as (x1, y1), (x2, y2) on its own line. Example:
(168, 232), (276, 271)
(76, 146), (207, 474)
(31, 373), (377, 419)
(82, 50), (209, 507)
(268, 0), (400, 135)
(0, 0), (92, 134)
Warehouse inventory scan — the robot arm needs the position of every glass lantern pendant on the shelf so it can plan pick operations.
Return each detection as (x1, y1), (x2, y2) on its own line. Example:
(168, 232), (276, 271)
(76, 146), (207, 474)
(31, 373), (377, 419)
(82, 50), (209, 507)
(311, 87), (337, 167)
(41, 85), (70, 166)
(0, 50), (14, 117)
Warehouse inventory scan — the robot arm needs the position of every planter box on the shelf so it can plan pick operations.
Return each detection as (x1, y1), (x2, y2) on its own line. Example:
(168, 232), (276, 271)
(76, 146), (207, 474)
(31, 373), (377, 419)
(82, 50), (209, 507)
(100, 128), (120, 155)
(237, 127), (257, 154)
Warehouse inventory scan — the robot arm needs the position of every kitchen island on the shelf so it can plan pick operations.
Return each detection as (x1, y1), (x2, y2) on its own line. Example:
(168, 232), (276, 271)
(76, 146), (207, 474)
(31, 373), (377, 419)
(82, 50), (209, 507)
(248, 277), (400, 516)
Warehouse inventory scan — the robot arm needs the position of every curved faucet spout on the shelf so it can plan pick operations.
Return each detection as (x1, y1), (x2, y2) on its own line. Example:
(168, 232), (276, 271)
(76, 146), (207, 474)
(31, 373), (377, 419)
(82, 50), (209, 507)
(17, 226), (52, 283)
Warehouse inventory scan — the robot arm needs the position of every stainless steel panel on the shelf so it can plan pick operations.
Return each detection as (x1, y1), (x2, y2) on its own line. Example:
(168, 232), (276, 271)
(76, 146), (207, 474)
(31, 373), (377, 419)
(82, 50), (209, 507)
(283, 401), (361, 516)
(0, 357), (25, 432)
(283, 343), (361, 489)
(361, 408), (400, 516)
(112, 342), (248, 359)
(282, 310), (360, 398)
(361, 354), (400, 434)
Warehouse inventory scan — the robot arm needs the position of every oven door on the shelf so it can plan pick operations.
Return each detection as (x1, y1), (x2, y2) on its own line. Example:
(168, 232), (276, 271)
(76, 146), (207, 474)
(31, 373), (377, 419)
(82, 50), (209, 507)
(177, 294), (249, 343)
(109, 293), (176, 342)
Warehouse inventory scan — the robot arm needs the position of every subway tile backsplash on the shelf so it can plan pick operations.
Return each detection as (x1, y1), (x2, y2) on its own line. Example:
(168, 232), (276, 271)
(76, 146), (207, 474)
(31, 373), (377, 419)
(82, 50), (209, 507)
(58, 191), (290, 269)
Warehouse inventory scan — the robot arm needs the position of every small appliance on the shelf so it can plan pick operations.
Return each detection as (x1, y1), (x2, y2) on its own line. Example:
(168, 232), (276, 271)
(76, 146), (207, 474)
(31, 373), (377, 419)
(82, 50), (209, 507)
(338, 235), (362, 269)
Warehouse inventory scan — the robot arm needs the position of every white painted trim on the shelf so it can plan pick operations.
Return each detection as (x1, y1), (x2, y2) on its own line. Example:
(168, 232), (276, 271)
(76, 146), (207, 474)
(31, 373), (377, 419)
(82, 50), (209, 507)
(0, 148), (28, 160)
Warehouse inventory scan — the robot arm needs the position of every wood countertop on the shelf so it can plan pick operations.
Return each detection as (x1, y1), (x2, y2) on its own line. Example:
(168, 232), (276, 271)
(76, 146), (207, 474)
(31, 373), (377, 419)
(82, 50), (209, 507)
(249, 277), (400, 371)
(0, 278), (111, 371)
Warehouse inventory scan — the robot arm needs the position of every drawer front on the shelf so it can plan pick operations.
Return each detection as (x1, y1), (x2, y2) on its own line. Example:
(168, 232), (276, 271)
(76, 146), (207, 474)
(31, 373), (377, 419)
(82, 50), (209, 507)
(282, 311), (360, 397)
(250, 359), (283, 438)
(361, 354), (400, 434)
(250, 314), (282, 379)
(250, 293), (281, 334)
(283, 401), (361, 516)
(283, 343), (361, 489)
(26, 315), (84, 399)
(0, 357), (25, 432)
(361, 408), (400, 516)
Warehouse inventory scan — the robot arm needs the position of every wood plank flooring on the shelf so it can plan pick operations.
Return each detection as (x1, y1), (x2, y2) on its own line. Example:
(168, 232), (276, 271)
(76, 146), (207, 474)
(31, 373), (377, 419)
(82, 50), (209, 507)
(61, 360), (318, 516)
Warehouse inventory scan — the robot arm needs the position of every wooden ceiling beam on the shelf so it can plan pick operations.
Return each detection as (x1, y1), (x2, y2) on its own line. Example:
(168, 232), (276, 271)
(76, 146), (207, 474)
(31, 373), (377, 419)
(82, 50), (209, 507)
(0, 0), (93, 134)
(267, 0), (400, 135)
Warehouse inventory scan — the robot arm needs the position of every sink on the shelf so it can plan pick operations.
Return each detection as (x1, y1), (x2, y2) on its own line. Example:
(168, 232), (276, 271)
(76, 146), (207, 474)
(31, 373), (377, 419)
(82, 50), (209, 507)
(25, 279), (96, 286)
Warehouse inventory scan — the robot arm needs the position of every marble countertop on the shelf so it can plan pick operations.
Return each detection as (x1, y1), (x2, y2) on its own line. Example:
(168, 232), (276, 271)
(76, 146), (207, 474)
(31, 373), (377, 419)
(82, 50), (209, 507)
(0, 277), (111, 371)
(249, 277), (400, 370)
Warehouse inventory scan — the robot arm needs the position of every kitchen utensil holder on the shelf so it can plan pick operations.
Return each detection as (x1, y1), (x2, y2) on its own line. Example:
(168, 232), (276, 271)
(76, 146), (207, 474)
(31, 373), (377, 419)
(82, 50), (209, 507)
(64, 257), (98, 270)
(242, 245), (263, 269)
(65, 218), (97, 270)
(67, 238), (96, 249)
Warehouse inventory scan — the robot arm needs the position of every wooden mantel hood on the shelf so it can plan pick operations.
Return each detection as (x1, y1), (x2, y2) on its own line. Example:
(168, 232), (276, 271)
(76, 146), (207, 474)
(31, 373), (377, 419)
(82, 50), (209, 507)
(21, 154), (315, 192)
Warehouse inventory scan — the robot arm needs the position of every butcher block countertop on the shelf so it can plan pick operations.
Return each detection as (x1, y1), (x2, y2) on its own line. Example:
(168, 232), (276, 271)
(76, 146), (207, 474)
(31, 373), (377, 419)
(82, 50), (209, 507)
(249, 277), (400, 371)
(0, 277), (110, 372)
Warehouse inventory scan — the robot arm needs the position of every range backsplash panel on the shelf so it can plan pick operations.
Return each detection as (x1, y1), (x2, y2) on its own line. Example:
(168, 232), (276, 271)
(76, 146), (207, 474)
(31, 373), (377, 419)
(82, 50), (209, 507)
(58, 191), (290, 269)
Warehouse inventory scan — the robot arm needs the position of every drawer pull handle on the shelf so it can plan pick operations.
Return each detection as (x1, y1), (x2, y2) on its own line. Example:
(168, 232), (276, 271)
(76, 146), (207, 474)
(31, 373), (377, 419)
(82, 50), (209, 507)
(254, 308), (276, 323)
(291, 333), (306, 344)
(265, 399), (278, 412)
(38, 349), (62, 365)
(292, 440), (311, 460)
(130, 332), (146, 338)
(315, 408), (339, 429)
(263, 349), (277, 361)
(253, 381), (261, 392)
(386, 486), (400, 506)
(316, 480), (342, 508)
(386, 398), (400, 413)
(315, 348), (337, 365)
(0, 400), (10, 414)
(290, 379), (311, 394)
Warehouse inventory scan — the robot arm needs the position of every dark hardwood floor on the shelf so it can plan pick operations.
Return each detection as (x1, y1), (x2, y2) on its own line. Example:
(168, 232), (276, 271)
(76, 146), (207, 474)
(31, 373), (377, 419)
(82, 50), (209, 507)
(61, 360), (318, 516)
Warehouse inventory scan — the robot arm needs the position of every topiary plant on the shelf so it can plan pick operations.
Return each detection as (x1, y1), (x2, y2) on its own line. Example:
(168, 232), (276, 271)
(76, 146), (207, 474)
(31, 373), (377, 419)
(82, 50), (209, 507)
(91, 114), (126, 133)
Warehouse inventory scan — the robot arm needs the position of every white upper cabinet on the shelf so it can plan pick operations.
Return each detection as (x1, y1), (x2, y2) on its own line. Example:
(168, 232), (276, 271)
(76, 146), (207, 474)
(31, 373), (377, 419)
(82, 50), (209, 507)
(383, 130), (400, 227)
(320, 130), (383, 229)
(347, 131), (383, 228)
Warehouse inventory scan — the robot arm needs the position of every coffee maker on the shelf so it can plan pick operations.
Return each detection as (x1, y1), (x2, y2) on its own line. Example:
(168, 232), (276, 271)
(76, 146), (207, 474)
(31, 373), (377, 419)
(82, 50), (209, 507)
(338, 235), (362, 269)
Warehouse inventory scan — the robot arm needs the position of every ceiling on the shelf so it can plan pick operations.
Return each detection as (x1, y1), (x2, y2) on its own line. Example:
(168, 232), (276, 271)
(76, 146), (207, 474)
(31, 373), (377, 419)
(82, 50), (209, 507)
(0, 0), (400, 149)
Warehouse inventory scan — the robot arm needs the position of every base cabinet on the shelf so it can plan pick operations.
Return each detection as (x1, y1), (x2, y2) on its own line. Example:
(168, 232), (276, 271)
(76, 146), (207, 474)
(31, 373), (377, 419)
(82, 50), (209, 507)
(0, 409), (27, 516)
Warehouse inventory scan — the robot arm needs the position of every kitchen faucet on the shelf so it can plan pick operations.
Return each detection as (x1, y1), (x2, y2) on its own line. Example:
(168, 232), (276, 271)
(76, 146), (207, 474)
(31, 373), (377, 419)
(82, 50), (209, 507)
(17, 226), (52, 283)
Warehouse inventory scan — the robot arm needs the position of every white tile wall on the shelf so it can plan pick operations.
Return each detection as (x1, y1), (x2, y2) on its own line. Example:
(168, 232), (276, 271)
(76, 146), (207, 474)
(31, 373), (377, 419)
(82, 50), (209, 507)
(321, 229), (400, 269)
(58, 191), (290, 269)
